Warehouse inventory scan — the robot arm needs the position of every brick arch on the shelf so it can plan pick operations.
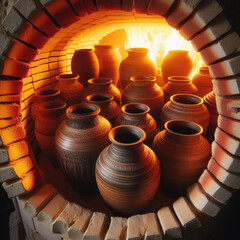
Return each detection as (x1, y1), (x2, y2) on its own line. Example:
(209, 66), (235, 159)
(0, 0), (240, 239)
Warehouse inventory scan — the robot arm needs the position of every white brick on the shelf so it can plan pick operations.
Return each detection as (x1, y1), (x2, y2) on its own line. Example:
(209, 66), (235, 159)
(105, 217), (127, 240)
(147, 0), (175, 16)
(0, 164), (18, 182)
(0, 147), (9, 163)
(187, 183), (221, 217)
(213, 78), (240, 96)
(208, 158), (240, 190)
(198, 169), (232, 204)
(180, 0), (223, 40)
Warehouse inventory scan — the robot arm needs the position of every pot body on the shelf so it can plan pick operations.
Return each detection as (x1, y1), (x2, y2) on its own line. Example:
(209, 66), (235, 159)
(192, 67), (213, 98)
(35, 100), (67, 167)
(55, 103), (111, 194)
(94, 45), (121, 86)
(160, 94), (209, 136)
(71, 49), (99, 87)
(55, 73), (83, 106)
(152, 120), (211, 196)
(115, 103), (158, 146)
(95, 125), (160, 215)
(162, 76), (198, 103)
(122, 76), (164, 124)
(119, 48), (157, 90)
(161, 50), (193, 85)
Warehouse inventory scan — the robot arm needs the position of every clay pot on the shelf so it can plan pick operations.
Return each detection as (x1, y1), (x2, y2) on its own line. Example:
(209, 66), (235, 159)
(192, 67), (213, 98)
(152, 120), (211, 196)
(160, 94), (209, 136)
(31, 88), (61, 121)
(122, 75), (164, 124)
(55, 73), (84, 106)
(35, 100), (67, 167)
(161, 50), (193, 85)
(115, 103), (158, 146)
(94, 45), (121, 86)
(83, 77), (121, 105)
(203, 91), (218, 143)
(86, 94), (121, 125)
(162, 76), (198, 103)
(71, 49), (99, 87)
(55, 103), (111, 194)
(119, 48), (157, 90)
(95, 125), (161, 215)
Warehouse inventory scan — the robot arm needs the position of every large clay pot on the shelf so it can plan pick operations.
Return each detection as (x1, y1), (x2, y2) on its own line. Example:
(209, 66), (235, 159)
(192, 67), (213, 98)
(152, 120), (211, 196)
(119, 48), (157, 90)
(86, 94), (121, 125)
(55, 103), (111, 194)
(71, 49), (99, 87)
(31, 88), (61, 121)
(95, 125), (160, 215)
(35, 100), (67, 167)
(203, 91), (218, 143)
(161, 50), (193, 85)
(115, 103), (158, 147)
(162, 76), (198, 103)
(160, 94), (209, 136)
(94, 45), (121, 86)
(122, 75), (164, 124)
(55, 73), (84, 106)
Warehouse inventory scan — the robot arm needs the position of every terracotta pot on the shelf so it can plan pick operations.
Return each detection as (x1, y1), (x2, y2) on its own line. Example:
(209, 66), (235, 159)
(203, 91), (218, 143)
(95, 125), (160, 215)
(115, 103), (158, 146)
(35, 100), (67, 167)
(162, 76), (198, 103)
(55, 73), (84, 106)
(86, 94), (121, 125)
(152, 120), (211, 196)
(71, 49), (99, 87)
(55, 103), (111, 194)
(122, 75), (164, 124)
(31, 88), (61, 121)
(192, 67), (213, 98)
(83, 77), (121, 105)
(119, 48), (157, 90)
(161, 50), (193, 85)
(160, 94), (209, 136)
(94, 45), (121, 86)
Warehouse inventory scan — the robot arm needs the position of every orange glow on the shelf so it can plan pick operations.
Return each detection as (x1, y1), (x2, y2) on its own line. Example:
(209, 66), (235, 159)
(124, 25), (203, 78)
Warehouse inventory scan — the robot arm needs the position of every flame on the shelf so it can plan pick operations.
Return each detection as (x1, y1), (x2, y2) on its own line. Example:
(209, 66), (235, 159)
(124, 25), (203, 79)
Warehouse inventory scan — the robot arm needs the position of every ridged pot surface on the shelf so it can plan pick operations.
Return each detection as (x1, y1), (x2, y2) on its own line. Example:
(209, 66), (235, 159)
(55, 103), (111, 194)
(95, 125), (160, 215)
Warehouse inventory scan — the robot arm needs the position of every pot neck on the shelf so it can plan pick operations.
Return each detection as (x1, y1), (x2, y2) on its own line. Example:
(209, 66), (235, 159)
(74, 49), (94, 55)
(35, 89), (60, 103)
(94, 45), (115, 51)
(122, 103), (149, 120)
(127, 48), (149, 57)
(87, 78), (112, 90)
(86, 94), (113, 108)
(130, 75), (156, 87)
(168, 50), (189, 55)
(167, 76), (192, 85)
(56, 73), (79, 85)
(39, 100), (66, 118)
(199, 67), (210, 76)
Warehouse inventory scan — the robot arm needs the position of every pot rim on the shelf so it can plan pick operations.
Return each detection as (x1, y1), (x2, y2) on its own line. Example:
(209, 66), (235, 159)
(130, 75), (156, 83)
(127, 47), (149, 53)
(38, 100), (66, 112)
(94, 44), (115, 50)
(122, 103), (150, 116)
(168, 76), (191, 82)
(74, 48), (93, 52)
(86, 94), (113, 103)
(171, 94), (203, 106)
(56, 73), (79, 80)
(35, 88), (60, 98)
(168, 50), (189, 54)
(88, 77), (113, 85)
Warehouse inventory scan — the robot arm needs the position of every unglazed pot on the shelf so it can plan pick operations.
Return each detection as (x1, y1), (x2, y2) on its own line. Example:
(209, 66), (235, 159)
(161, 50), (193, 85)
(95, 125), (160, 215)
(115, 103), (158, 146)
(203, 91), (218, 143)
(122, 75), (164, 124)
(152, 120), (211, 196)
(119, 48), (157, 90)
(71, 49), (99, 87)
(94, 45), (121, 86)
(83, 78), (121, 105)
(31, 88), (61, 121)
(35, 100), (67, 167)
(192, 67), (213, 98)
(160, 94), (209, 136)
(55, 73), (84, 106)
(55, 103), (111, 194)
(162, 76), (198, 103)
(86, 94), (121, 125)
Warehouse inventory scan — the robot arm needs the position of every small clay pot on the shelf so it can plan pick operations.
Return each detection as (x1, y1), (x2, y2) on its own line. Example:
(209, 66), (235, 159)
(86, 94), (121, 125)
(152, 120), (211, 196)
(115, 103), (158, 146)
(160, 94), (209, 136)
(55, 103), (111, 194)
(96, 125), (160, 215)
